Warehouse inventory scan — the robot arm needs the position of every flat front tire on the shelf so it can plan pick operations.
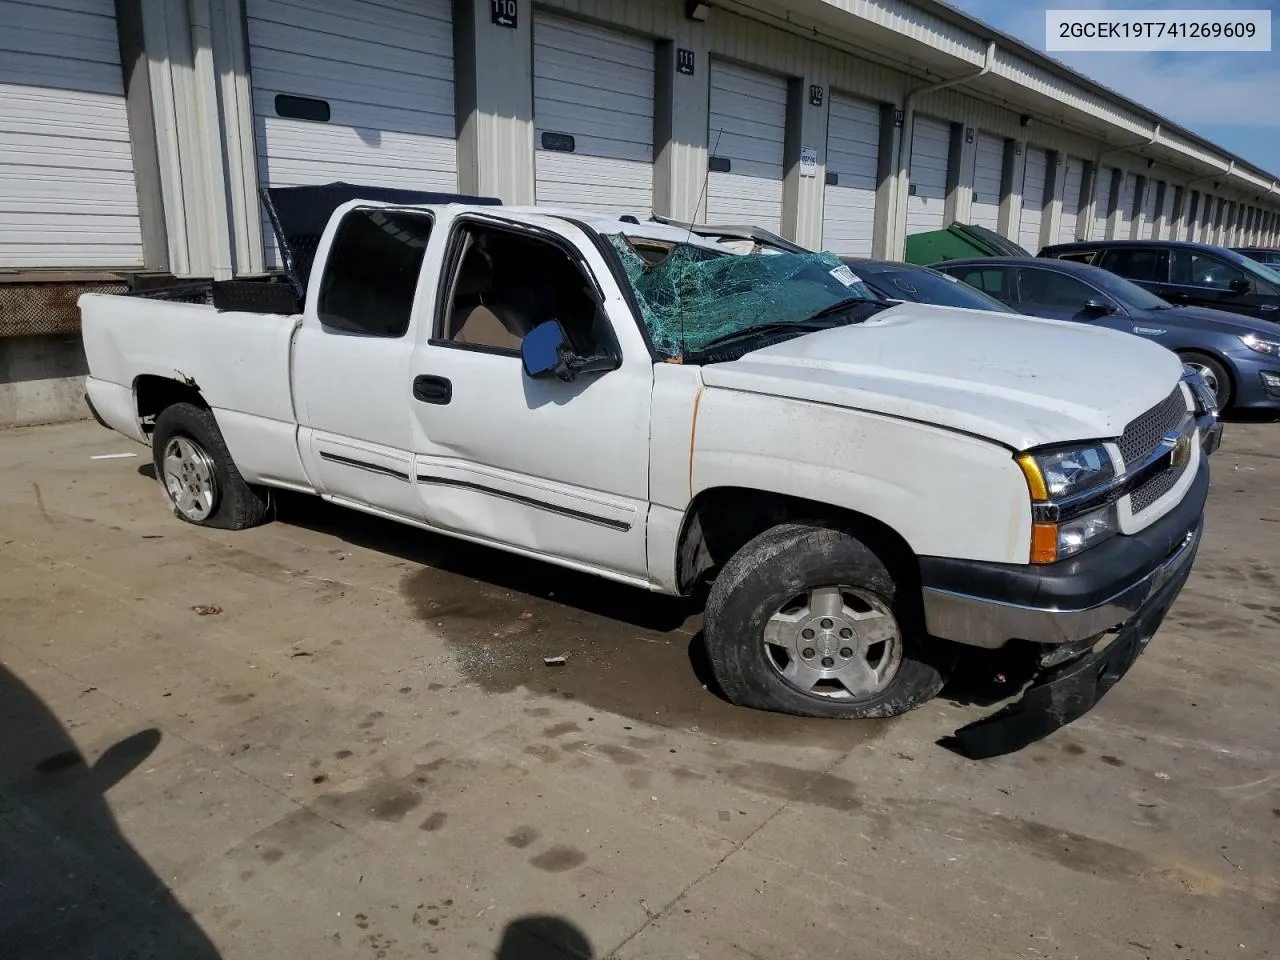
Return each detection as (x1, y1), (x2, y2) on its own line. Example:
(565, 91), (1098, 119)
(704, 522), (949, 719)
(151, 403), (269, 530)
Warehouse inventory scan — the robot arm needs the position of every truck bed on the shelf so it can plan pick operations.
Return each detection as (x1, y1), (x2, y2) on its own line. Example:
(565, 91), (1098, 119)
(80, 292), (303, 485)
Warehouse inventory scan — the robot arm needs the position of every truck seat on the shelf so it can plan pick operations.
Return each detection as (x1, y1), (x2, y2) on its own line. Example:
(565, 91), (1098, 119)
(448, 248), (535, 350)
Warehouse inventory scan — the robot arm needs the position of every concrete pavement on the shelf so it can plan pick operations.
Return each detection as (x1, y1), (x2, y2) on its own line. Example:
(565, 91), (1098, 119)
(1, 419), (1277, 959)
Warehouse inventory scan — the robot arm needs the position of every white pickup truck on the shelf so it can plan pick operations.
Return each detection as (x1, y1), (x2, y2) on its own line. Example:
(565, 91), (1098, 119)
(81, 184), (1221, 752)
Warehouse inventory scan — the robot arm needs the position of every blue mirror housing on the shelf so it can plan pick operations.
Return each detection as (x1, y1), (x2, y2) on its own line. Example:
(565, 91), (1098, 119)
(522, 320), (571, 380)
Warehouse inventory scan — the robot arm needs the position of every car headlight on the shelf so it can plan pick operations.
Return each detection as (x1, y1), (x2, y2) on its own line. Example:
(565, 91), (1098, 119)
(1017, 444), (1119, 563)
(1048, 505), (1117, 561)
(1018, 443), (1115, 499)
(1239, 334), (1280, 357)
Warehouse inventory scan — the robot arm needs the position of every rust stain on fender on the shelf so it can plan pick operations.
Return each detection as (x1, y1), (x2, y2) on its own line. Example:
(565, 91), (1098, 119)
(688, 386), (704, 498)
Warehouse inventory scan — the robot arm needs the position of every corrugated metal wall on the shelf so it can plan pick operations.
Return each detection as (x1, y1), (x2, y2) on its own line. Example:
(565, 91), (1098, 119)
(7, 0), (1280, 273)
(0, 0), (144, 268)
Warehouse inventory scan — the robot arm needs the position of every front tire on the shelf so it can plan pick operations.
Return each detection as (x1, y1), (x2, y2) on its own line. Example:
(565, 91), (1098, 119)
(152, 403), (269, 530)
(704, 522), (949, 719)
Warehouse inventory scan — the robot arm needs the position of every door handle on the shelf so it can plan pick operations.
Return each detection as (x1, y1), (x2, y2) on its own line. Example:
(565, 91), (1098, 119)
(413, 375), (452, 405)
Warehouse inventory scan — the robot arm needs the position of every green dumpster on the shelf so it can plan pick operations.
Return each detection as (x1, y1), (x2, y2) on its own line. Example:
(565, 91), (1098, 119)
(903, 222), (1031, 266)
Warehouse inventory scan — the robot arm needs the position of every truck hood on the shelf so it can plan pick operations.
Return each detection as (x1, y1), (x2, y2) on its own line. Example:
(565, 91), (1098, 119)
(699, 302), (1184, 451)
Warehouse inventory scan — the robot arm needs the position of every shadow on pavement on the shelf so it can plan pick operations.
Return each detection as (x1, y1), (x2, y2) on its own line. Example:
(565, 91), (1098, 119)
(0, 664), (221, 959)
(495, 915), (594, 959)
(271, 489), (699, 633)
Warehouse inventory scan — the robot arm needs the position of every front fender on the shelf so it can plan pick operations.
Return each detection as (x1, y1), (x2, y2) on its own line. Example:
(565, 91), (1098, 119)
(691, 388), (1032, 565)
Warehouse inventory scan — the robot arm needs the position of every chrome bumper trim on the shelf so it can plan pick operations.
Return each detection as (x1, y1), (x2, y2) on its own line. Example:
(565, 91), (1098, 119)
(922, 521), (1202, 647)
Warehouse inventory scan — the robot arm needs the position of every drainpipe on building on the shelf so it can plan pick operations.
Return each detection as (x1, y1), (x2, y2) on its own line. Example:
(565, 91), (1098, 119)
(890, 40), (997, 258)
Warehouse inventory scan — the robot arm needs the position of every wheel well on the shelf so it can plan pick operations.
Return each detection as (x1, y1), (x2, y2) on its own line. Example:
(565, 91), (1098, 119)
(1176, 348), (1235, 396)
(134, 375), (207, 434)
(675, 487), (918, 595)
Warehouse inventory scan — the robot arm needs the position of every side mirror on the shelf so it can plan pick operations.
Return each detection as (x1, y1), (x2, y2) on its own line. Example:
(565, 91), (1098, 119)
(521, 320), (574, 382)
(1083, 298), (1116, 315)
(521, 320), (619, 383)
(1228, 278), (1251, 295)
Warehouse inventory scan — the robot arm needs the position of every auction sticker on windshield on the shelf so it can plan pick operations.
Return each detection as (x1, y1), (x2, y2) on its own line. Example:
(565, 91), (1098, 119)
(830, 265), (860, 286)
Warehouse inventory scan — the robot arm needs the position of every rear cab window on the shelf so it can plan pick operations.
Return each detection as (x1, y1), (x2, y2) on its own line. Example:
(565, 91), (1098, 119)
(316, 208), (434, 337)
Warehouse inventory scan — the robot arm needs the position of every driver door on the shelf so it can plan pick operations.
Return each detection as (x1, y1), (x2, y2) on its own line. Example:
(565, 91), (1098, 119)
(1161, 249), (1262, 316)
(408, 216), (654, 581)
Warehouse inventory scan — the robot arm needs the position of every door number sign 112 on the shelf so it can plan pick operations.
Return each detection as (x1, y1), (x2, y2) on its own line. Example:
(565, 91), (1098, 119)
(491, 0), (516, 28)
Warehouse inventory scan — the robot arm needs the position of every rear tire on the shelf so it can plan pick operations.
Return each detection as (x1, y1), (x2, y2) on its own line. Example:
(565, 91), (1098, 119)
(1180, 351), (1233, 411)
(703, 522), (949, 719)
(152, 403), (269, 530)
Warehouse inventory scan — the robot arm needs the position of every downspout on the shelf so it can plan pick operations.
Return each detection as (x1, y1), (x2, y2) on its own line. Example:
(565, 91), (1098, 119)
(1097, 121), (1160, 165)
(892, 40), (997, 257)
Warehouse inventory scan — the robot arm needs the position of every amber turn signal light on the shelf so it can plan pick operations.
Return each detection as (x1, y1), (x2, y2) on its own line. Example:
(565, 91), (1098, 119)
(1030, 522), (1058, 564)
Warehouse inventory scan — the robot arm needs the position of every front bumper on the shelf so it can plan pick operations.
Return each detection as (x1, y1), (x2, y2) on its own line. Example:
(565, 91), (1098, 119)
(1223, 353), (1280, 410)
(1199, 414), (1223, 455)
(920, 458), (1209, 648)
(948, 544), (1196, 758)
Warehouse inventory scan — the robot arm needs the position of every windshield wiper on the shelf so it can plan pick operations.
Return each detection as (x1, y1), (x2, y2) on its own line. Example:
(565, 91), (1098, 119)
(697, 318), (844, 352)
(695, 298), (887, 353)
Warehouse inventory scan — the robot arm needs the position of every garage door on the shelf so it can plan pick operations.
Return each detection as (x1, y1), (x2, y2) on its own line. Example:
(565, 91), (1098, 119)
(1093, 167), (1114, 239)
(1198, 195), (1214, 242)
(247, 0), (456, 261)
(821, 93), (880, 256)
(1017, 146), (1047, 253)
(1115, 172), (1136, 238)
(1143, 180), (1161, 238)
(0, 0), (142, 267)
(969, 132), (1003, 231)
(706, 62), (787, 232)
(1056, 156), (1084, 243)
(534, 14), (653, 216)
(906, 114), (950, 236)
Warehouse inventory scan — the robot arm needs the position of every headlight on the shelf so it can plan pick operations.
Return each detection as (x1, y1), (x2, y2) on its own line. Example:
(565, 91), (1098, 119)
(1239, 334), (1280, 357)
(1018, 444), (1118, 564)
(1048, 505), (1117, 561)
(1018, 443), (1115, 500)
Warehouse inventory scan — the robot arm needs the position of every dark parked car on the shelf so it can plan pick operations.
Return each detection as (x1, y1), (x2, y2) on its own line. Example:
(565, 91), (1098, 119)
(1038, 239), (1280, 322)
(935, 256), (1280, 412)
(1233, 246), (1280, 268)
(840, 258), (1018, 312)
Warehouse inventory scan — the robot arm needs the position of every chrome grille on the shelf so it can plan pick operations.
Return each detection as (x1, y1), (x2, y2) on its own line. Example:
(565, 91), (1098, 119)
(1130, 459), (1187, 513)
(1117, 388), (1187, 466)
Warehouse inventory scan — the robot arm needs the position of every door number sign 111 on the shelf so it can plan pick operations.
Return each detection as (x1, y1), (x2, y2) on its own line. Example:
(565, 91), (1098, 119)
(491, 0), (516, 28)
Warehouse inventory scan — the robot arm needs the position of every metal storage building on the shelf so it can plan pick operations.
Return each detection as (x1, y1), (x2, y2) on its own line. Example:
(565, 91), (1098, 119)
(3, 0), (1280, 424)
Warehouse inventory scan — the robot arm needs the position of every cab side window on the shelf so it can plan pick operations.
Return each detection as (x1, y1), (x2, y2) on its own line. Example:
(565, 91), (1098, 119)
(316, 209), (433, 337)
(437, 225), (608, 355)
(954, 267), (1013, 304)
(1169, 250), (1249, 291)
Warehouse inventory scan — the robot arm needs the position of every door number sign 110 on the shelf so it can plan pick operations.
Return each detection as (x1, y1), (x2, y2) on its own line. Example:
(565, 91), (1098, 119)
(491, 0), (516, 28)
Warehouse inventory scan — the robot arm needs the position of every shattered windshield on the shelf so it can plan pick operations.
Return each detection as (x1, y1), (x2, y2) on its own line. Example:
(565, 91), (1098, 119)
(607, 234), (876, 358)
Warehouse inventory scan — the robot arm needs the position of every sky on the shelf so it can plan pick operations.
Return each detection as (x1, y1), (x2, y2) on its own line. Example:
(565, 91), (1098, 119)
(946, 0), (1280, 175)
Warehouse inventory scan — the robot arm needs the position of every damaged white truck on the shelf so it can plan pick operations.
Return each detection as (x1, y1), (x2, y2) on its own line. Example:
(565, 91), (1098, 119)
(80, 184), (1222, 753)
